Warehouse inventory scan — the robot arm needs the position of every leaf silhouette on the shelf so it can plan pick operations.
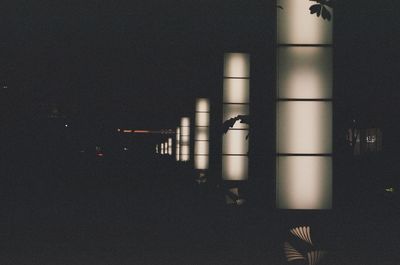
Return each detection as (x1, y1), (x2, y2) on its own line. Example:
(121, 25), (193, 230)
(222, 115), (250, 134)
(309, 0), (333, 21)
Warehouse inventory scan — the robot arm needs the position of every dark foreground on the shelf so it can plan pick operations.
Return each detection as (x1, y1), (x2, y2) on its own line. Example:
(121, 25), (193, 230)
(1, 152), (399, 265)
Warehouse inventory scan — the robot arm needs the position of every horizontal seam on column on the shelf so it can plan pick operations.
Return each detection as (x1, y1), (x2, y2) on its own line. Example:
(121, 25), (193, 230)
(277, 44), (332, 47)
(276, 153), (332, 156)
(277, 99), (332, 101)
(223, 76), (250, 79)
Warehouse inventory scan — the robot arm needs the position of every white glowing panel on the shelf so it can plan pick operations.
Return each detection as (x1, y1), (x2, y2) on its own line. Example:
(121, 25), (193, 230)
(195, 127), (209, 141)
(277, 0), (333, 45)
(222, 156), (248, 181)
(181, 117), (190, 127)
(195, 112), (210, 127)
(176, 127), (181, 141)
(195, 141), (209, 155)
(277, 101), (332, 154)
(277, 156), (332, 209)
(161, 143), (164, 154)
(181, 145), (189, 155)
(222, 130), (249, 155)
(176, 127), (180, 161)
(181, 153), (189, 161)
(196, 98), (210, 112)
(223, 105), (249, 129)
(195, 155), (209, 170)
(181, 126), (190, 136)
(278, 47), (332, 99)
(224, 53), (250, 78)
(180, 135), (190, 143)
(223, 79), (250, 103)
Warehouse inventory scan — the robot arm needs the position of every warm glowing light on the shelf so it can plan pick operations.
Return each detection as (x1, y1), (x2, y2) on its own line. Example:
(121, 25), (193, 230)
(195, 112), (210, 127)
(276, 0), (333, 210)
(277, 101), (332, 154)
(222, 156), (248, 181)
(181, 117), (190, 127)
(223, 79), (250, 103)
(224, 53), (250, 78)
(195, 141), (209, 155)
(222, 105), (249, 129)
(222, 53), (250, 182)
(196, 98), (210, 112)
(278, 47), (332, 99)
(176, 127), (180, 161)
(277, 156), (332, 209)
(277, 0), (333, 45)
(180, 117), (190, 162)
(195, 98), (210, 170)
(222, 130), (249, 155)
(195, 127), (209, 141)
(123, 129), (132, 133)
(194, 155), (209, 170)
(133, 130), (150, 133)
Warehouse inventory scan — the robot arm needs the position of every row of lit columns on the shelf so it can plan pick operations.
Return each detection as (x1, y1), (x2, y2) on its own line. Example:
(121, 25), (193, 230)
(158, 1), (333, 209)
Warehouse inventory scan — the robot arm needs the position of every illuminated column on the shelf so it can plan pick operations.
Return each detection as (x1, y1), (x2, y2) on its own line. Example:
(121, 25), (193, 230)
(156, 144), (159, 154)
(176, 127), (181, 161)
(222, 53), (250, 204)
(168, 138), (173, 155)
(194, 98), (210, 180)
(276, 0), (333, 209)
(180, 117), (190, 162)
(161, 143), (164, 155)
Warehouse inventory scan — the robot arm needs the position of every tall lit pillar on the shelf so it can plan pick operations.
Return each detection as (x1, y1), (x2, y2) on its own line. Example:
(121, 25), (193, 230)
(222, 53), (250, 204)
(194, 98), (210, 182)
(168, 138), (173, 156)
(180, 117), (190, 162)
(276, 0), (333, 209)
(176, 127), (181, 161)
(161, 143), (165, 155)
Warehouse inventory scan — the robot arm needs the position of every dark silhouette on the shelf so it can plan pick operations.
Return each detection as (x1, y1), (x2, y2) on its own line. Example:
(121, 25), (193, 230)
(309, 0), (333, 21)
(222, 114), (250, 139)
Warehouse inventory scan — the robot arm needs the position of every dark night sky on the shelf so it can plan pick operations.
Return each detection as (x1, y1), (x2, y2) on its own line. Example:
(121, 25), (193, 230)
(2, 0), (400, 130)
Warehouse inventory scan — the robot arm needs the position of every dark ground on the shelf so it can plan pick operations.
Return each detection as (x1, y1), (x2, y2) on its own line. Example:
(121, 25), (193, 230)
(1, 148), (400, 265)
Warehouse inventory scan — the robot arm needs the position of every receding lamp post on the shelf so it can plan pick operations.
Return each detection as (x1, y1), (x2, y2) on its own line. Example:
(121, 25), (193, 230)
(194, 98), (210, 183)
(222, 53), (250, 205)
(161, 143), (165, 155)
(176, 127), (181, 161)
(168, 138), (173, 156)
(276, 0), (333, 209)
(180, 117), (190, 162)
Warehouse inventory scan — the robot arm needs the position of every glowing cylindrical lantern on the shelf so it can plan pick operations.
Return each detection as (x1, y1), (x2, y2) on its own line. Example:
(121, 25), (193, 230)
(194, 98), (210, 171)
(180, 117), (190, 161)
(161, 143), (164, 155)
(222, 53), (250, 181)
(276, 0), (333, 209)
(176, 127), (180, 161)
(168, 138), (173, 155)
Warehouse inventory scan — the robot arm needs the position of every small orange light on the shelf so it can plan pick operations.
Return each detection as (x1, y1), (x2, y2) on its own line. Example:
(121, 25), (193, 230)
(133, 130), (150, 133)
